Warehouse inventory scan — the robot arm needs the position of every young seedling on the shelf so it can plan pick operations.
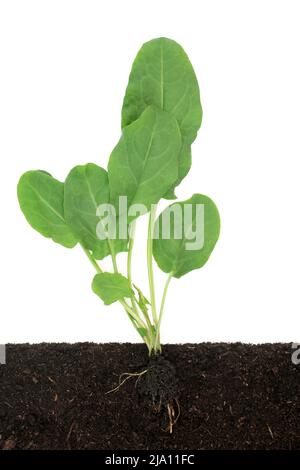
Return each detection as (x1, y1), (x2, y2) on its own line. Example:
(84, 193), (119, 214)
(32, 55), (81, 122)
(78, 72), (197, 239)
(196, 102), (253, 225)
(17, 38), (220, 429)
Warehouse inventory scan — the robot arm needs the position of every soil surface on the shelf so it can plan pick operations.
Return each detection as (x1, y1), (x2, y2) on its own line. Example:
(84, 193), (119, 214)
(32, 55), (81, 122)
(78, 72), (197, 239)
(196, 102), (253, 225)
(0, 343), (299, 450)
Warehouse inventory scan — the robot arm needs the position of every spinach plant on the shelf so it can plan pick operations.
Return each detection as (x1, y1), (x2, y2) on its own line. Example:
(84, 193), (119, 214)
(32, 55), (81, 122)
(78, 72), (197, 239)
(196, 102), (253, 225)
(17, 38), (220, 355)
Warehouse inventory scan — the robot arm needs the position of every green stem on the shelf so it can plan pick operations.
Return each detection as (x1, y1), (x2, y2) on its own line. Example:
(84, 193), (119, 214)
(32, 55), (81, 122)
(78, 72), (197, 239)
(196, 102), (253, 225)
(119, 299), (146, 328)
(154, 272), (173, 351)
(108, 239), (118, 273)
(127, 222), (144, 322)
(147, 205), (158, 325)
(106, 235), (145, 329)
(128, 221), (154, 353)
(107, 234), (150, 339)
(80, 243), (149, 347)
(106, 235), (148, 335)
(127, 221), (136, 287)
(81, 244), (103, 273)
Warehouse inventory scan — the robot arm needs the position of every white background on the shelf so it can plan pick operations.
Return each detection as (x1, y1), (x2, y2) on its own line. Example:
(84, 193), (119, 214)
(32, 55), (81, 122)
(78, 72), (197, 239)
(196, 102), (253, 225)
(1, 0), (300, 345)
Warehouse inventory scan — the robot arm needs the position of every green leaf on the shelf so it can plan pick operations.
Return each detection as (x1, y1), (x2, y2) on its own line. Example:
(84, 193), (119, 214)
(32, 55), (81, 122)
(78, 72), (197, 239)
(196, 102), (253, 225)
(153, 194), (220, 278)
(108, 105), (181, 215)
(17, 170), (77, 248)
(150, 324), (157, 336)
(137, 327), (148, 338)
(134, 284), (150, 315)
(164, 143), (192, 199)
(134, 284), (150, 306)
(121, 37), (202, 195)
(64, 163), (128, 260)
(92, 272), (134, 305)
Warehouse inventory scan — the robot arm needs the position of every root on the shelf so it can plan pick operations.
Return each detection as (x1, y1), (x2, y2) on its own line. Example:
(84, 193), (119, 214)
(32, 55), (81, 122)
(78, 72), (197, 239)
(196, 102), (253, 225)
(164, 399), (181, 434)
(153, 397), (162, 413)
(106, 355), (180, 434)
(106, 369), (148, 394)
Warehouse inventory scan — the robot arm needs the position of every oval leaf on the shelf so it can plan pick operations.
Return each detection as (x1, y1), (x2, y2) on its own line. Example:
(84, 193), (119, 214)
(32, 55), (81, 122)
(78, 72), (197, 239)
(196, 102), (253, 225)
(92, 272), (134, 305)
(64, 163), (128, 260)
(153, 194), (220, 278)
(17, 170), (77, 248)
(108, 105), (181, 214)
(122, 37), (202, 195)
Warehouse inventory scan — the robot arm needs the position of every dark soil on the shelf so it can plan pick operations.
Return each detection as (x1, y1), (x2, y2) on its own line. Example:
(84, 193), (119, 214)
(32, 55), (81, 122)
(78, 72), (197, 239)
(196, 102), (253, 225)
(0, 343), (299, 450)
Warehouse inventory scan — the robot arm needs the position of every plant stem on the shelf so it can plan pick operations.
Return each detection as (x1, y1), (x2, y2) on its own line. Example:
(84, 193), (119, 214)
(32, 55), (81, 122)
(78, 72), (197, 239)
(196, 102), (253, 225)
(127, 221), (135, 287)
(107, 239), (118, 273)
(106, 238), (152, 349)
(80, 243), (149, 347)
(147, 205), (158, 325)
(106, 235), (147, 330)
(128, 221), (154, 353)
(80, 244), (103, 273)
(119, 299), (146, 329)
(127, 222), (144, 320)
(154, 272), (173, 352)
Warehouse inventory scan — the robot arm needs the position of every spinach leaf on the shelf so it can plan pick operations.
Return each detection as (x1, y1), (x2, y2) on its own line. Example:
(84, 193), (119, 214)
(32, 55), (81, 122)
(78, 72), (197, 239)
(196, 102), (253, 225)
(121, 37), (202, 197)
(108, 105), (181, 214)
(64, 163), (128, 260)
(17, 170), (77, 248)
(137, 327), (149, 338)
(134, 284), (151, 316)
(92, 272), (134, 305)
(153, 194), (220, 278)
